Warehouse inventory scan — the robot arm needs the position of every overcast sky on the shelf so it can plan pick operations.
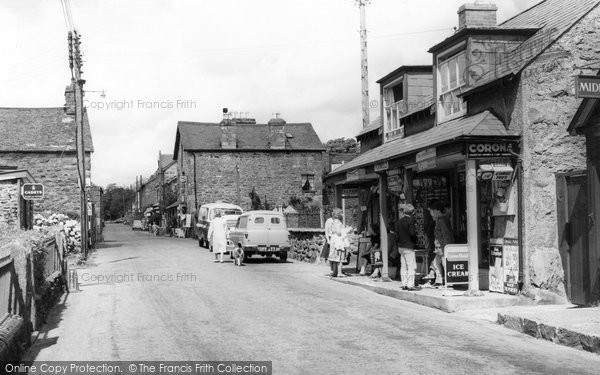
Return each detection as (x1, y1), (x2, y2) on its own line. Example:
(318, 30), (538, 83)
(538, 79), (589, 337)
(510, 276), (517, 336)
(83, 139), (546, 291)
(0, 0), (540, 187)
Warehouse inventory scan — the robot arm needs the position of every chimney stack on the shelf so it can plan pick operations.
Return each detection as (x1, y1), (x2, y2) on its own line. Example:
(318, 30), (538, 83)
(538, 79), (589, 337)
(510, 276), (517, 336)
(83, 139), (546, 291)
(267, 113), (287, 149)
(64, 82), (76, 115)
(458, 1), (497, 30)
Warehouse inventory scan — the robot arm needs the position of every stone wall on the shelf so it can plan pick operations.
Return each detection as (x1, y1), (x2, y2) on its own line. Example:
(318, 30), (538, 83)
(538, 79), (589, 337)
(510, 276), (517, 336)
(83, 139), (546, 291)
(140, 174), (160, 209)
(514, 7), (600, 298)
(0, 152), (91, 216)
(0, 182), (19, 225)
(181, 151), (325, 212)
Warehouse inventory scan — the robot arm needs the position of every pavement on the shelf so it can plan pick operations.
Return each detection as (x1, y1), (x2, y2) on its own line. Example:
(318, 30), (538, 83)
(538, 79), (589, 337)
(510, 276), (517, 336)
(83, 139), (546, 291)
(317, 260), (600, 355)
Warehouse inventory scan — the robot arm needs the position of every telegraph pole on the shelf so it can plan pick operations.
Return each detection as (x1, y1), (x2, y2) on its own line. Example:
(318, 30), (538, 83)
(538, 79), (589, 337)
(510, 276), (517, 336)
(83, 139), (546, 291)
(68, 30), (88, 257)
(356, 0), (371, 129)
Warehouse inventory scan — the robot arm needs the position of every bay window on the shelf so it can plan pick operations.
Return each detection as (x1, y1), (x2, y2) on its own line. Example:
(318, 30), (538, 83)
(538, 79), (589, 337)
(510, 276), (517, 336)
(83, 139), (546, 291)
(438, 51), (467, 122)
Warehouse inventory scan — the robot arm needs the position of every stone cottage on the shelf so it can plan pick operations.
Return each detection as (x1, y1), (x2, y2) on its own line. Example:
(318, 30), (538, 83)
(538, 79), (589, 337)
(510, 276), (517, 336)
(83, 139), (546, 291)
(173, 114), (325, 213)
(0, 85), (93, 215)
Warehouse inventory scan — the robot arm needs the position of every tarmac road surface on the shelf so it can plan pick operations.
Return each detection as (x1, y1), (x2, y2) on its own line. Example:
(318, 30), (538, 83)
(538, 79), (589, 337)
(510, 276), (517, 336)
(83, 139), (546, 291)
(23, 224), (600, 375)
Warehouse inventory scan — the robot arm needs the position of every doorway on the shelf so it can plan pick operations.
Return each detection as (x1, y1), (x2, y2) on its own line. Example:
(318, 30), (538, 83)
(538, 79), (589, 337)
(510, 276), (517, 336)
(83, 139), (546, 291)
(556, 171), (590, 305)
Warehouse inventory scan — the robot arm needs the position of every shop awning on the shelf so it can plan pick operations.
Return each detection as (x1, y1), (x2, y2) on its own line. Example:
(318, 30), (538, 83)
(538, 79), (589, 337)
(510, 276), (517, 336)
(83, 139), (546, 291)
(328, 110), (519, 177)
(166, 201), (182, 210)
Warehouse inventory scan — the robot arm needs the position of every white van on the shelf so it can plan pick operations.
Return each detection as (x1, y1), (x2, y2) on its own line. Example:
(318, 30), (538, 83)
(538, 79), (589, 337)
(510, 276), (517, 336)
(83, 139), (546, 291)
(228, 211), (291, 262)
(196, 202), (243, 249)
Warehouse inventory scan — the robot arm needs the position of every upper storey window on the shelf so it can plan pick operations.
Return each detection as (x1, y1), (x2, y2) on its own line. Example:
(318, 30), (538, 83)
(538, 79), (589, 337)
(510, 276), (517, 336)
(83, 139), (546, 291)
(438, 50), (467, 122)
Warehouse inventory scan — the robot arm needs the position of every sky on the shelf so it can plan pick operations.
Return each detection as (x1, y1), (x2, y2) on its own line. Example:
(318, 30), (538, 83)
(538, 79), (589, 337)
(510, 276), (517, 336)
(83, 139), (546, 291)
(0, 0), (540, 187)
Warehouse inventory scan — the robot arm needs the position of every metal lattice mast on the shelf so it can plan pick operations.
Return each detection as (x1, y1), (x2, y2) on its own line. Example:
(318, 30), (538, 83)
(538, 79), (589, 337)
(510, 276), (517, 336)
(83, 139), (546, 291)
(356, 0), (371, 129)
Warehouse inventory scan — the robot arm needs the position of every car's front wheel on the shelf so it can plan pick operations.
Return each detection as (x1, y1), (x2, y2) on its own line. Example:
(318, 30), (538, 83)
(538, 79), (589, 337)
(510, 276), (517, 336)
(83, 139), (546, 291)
(279, 251), (287, 263)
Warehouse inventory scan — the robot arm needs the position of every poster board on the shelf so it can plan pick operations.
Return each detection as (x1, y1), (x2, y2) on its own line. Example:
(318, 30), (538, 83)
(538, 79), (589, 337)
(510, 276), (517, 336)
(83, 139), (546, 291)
(444, 244), (469, 286)
(489, 237), (519, 294)
(489, 238), (504, 293)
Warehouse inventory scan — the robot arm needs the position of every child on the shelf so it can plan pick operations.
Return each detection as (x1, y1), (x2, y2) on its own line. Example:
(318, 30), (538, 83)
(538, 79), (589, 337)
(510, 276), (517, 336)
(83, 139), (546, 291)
(369, 238), (383, 279)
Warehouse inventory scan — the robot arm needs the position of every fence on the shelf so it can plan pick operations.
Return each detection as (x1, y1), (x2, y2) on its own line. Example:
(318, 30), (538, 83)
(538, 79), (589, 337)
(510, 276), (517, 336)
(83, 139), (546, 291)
(285, 209), (322, 229)
(0, 256), (26, 323)
(41, 235), (63, 280)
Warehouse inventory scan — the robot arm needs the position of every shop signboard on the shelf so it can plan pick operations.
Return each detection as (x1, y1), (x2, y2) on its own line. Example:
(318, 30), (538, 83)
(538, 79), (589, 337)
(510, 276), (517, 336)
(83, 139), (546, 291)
(374, 161), (389, 172)
(444, 244), (469, 286)
(489, 238), (504, 293)
(575, 75), (600, 99)
(342, 188), (358, 198)
(503, 238), (519, 295)
(466, 141), (517, 159)
(346, 169), (365, 182)
(21, 183), (44, 200)
(416, 148), (437, 172)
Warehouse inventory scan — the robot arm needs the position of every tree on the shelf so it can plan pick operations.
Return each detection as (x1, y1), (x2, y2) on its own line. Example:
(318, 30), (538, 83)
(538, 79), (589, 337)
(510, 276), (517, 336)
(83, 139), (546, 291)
(323, 137), (360, 154)
(102, 185), (135, 220)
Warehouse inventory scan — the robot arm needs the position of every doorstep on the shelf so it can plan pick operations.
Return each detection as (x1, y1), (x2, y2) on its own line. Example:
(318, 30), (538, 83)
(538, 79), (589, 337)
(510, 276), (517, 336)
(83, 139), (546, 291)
(330, 273), (535, 313)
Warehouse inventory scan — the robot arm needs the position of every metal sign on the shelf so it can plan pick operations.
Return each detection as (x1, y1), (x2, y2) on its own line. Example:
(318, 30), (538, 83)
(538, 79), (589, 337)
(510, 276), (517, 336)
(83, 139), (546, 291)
(416, 148), (436, 163)
(444, 244), (469, 286)
(342, 188), (358, 198)
(21, 183), (44, 200)
(466, 141), (517, 158)
(374, 161), (389, 172)
(575, 75), (600, 99)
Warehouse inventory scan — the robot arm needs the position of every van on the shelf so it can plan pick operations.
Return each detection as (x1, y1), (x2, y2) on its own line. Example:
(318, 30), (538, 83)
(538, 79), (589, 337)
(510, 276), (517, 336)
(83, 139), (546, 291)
(228, 211), (290, 263)
(196, 202), (243, 249)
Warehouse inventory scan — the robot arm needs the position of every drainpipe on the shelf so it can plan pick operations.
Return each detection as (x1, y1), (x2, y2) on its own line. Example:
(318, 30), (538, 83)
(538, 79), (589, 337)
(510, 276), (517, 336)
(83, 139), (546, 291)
(193, 153), (198, 211)
(516, 158), (524, 291)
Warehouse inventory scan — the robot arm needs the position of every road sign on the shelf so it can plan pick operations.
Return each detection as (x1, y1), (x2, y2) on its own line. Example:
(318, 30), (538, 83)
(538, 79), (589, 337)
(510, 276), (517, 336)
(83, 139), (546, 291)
(22, 183), (44, 200)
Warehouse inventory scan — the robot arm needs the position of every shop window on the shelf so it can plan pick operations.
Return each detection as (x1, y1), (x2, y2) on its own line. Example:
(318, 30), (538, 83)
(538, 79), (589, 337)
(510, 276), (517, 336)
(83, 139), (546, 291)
(437, 51), (467, 122)
(301, 174), (315, 192)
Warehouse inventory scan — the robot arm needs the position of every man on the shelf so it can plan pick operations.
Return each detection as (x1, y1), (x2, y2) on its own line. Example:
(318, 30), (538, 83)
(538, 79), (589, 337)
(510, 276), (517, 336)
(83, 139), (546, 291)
(394, 203), (420, 291)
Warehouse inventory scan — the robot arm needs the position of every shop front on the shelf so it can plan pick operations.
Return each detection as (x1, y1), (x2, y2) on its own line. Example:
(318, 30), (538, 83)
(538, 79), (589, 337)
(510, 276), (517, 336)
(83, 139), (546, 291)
(327, 111), (521, 292)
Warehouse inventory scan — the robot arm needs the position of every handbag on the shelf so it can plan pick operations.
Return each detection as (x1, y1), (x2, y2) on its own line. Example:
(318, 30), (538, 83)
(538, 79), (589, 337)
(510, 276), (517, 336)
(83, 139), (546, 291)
(320, 242), (330, 259)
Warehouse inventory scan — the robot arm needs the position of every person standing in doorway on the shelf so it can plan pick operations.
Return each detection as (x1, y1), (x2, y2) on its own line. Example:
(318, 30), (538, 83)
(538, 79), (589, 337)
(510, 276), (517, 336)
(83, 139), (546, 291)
(423, 200), (454, 286)
(208, 209), (228, 263)
(394, 203), (420, 291)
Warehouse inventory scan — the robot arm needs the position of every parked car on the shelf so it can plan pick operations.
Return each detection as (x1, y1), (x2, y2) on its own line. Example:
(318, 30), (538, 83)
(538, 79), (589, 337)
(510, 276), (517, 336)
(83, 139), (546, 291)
(196, 202), (243, 249)
(228, 211), (290, 263)
(132, 220), (144, 230)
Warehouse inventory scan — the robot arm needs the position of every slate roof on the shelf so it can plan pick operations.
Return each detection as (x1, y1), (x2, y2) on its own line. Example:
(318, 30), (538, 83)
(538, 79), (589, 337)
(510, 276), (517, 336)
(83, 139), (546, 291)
(329, 110), (518, 176)
(462, 0), (600, 94)
(357, 117), (382, 138)
(0, 107), (93, 152)
(174, 121), (325, 155)
(159, 154), (175, 168)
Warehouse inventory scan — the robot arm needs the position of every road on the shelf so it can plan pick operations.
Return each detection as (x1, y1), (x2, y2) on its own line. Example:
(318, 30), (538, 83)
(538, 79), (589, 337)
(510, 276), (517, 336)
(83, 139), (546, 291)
(23, 224), (600, 374)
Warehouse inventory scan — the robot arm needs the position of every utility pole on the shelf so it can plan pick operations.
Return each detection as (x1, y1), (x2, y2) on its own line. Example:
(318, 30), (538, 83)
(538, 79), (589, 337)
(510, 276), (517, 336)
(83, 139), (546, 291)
(68, 30), (88, 258)
(356, 0), (371, 129)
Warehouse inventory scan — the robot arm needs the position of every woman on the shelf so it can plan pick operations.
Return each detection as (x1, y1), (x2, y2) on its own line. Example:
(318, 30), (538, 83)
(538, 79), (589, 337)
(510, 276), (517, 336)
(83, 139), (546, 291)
(208, 209), (228, 263)
(423, 200), (454, 286)
(327, 210), (346, 277)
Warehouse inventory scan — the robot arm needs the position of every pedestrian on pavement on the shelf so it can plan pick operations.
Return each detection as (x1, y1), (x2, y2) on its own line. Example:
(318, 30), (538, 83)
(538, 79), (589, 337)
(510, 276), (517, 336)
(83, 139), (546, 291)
(319, 209), (337, 265)
(423, 200), (454, 286)
(208, 209), (228, 263)
(393, 203), (420, 291)
(327, 209), (346, 277)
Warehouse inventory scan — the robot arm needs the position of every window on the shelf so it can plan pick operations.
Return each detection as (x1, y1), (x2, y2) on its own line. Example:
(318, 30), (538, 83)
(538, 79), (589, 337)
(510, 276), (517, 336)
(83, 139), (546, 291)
(254, 217), (265, 224)
(383, 80), (405, 141)
(301, 174), (315, 192)
(271, 217), (281, 224)
(438, 51), (467, 121)
(237, 216), (248, 229)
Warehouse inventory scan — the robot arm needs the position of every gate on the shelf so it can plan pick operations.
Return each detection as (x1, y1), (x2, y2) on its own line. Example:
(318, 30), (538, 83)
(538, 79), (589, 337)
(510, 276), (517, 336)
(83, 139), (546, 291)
(556, 171), (590, 305)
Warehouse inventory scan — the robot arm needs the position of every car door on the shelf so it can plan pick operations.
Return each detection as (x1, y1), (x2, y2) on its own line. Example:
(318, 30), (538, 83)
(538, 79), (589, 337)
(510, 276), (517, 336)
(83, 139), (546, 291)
(267, 214), (288, 249)
(250, 215), (269, 250)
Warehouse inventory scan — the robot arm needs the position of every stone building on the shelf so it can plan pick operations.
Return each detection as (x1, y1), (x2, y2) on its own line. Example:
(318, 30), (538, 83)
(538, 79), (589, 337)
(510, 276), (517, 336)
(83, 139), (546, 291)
(327, 0), (600, 303)
(138, 152), (178, 219)
(0, 170), (36, 228)
(0, 85), (93, 215)
(173, 114), (325, 213)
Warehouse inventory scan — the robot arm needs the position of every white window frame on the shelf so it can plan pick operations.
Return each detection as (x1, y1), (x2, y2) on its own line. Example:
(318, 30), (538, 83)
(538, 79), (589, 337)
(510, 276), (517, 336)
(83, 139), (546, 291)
(383, 77), (406, 142)
(437, 46), (467, 123)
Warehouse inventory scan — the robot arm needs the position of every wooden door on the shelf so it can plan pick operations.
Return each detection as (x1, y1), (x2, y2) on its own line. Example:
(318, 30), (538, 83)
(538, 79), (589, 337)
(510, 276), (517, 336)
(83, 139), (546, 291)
(556, 171), (589, 305)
